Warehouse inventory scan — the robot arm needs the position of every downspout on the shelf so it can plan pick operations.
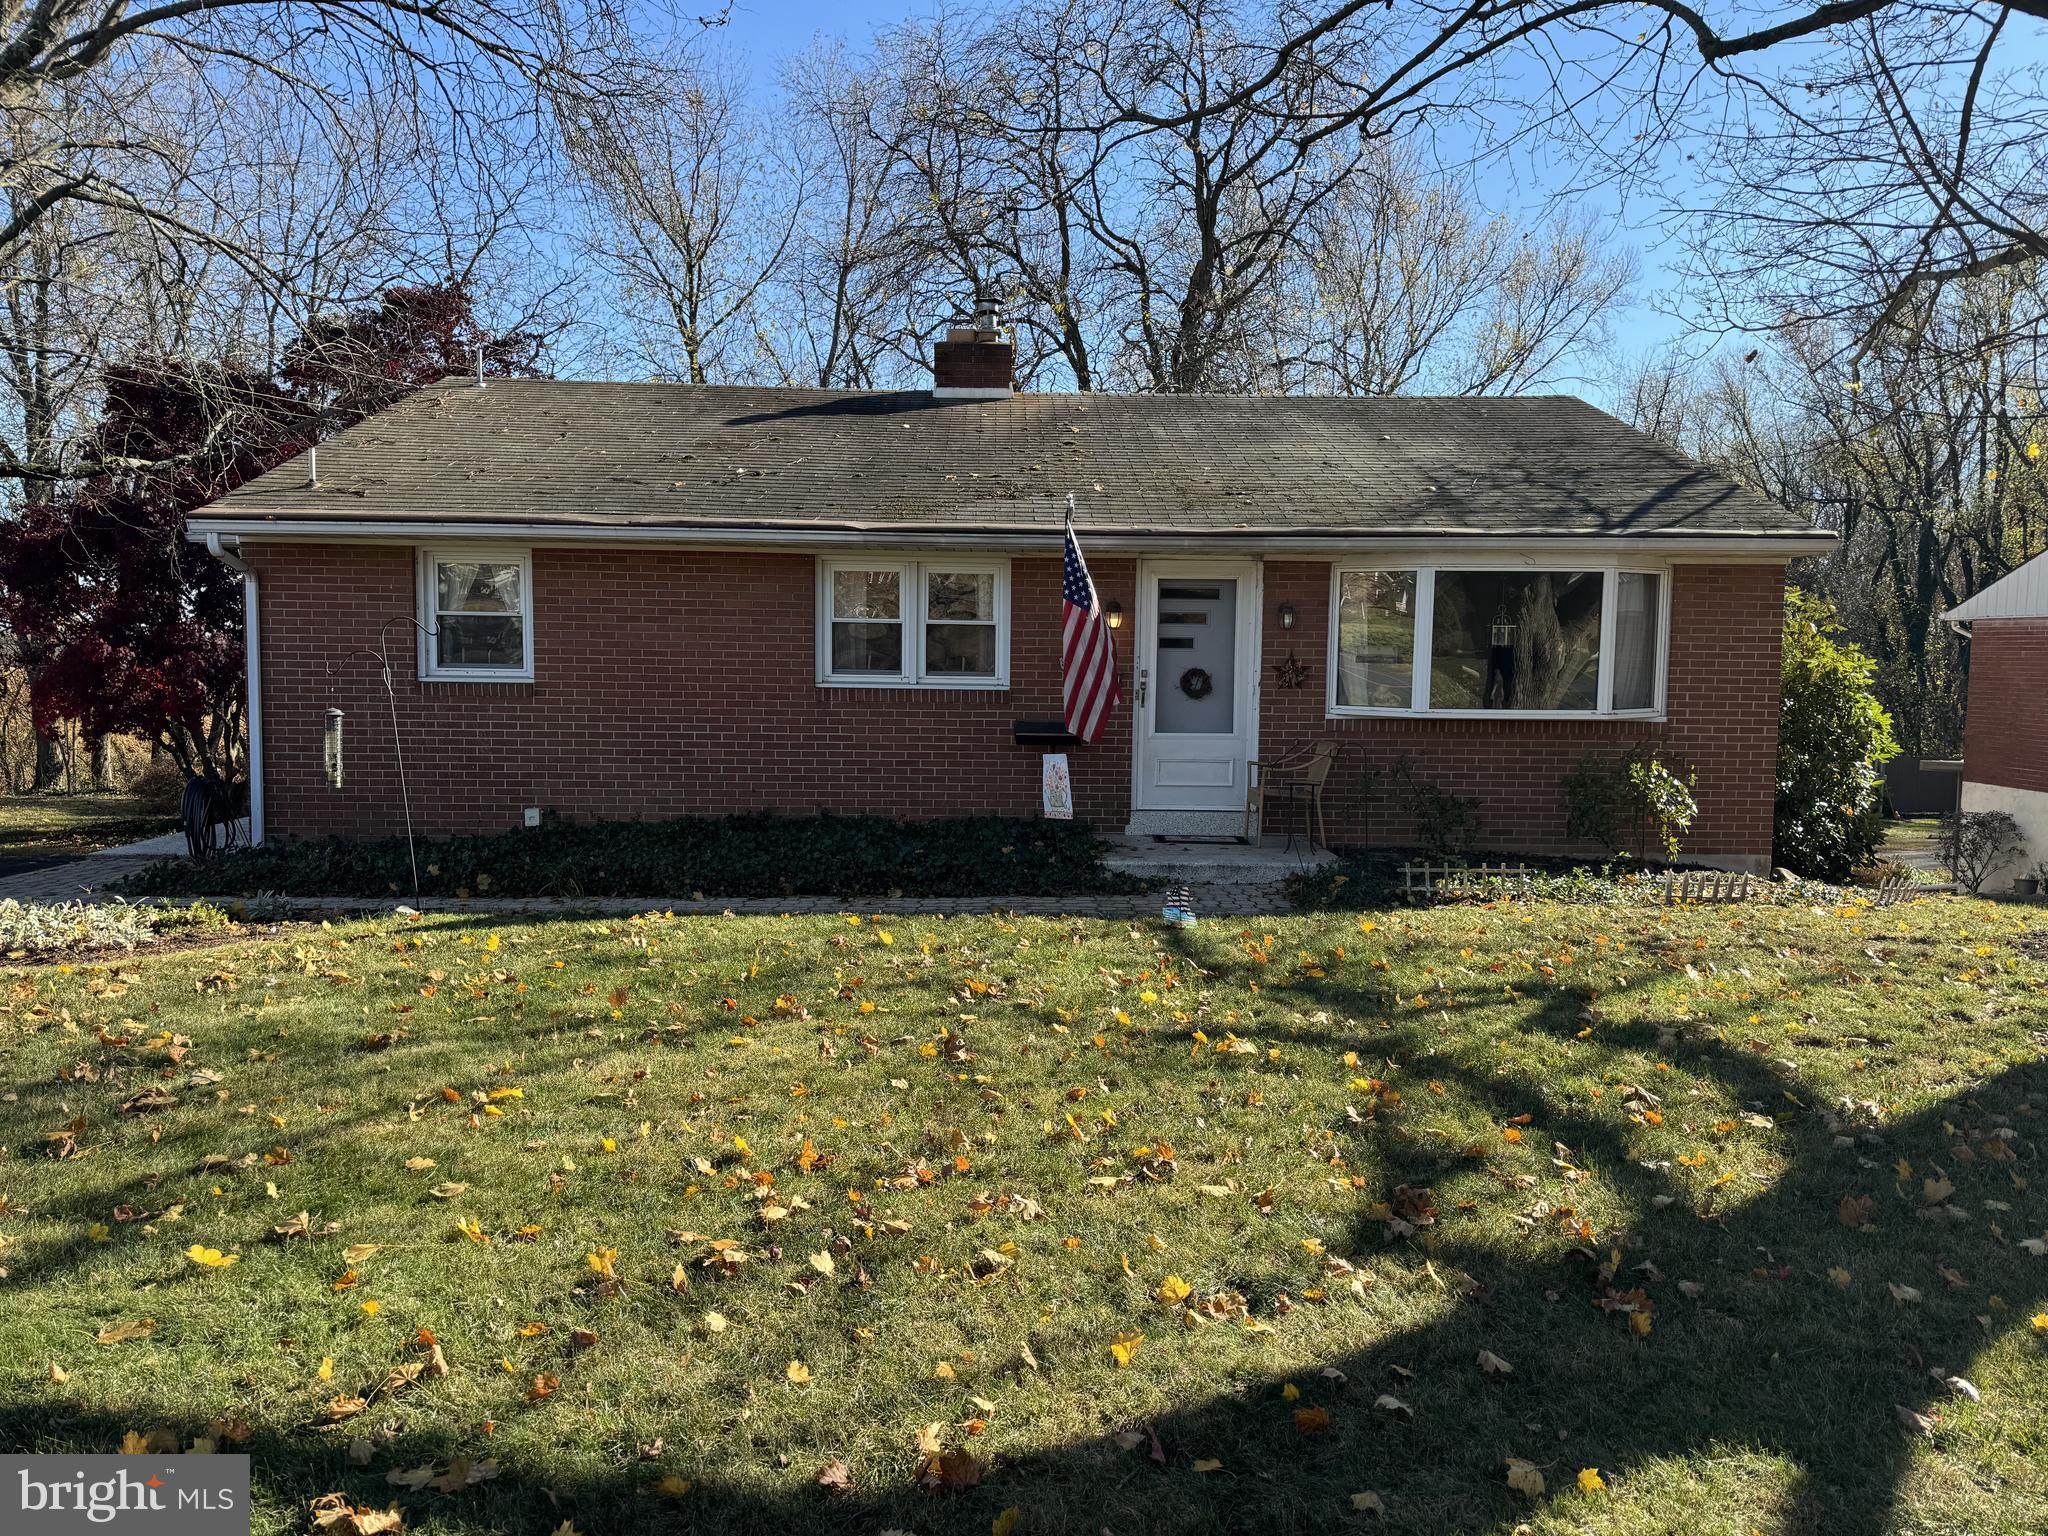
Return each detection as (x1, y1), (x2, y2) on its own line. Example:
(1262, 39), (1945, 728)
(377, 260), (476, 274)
(205, 532), (264, 846)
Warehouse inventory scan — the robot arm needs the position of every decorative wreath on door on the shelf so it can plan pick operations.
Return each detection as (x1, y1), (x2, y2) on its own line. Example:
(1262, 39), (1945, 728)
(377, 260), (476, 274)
(1178, 666), (1214, 699)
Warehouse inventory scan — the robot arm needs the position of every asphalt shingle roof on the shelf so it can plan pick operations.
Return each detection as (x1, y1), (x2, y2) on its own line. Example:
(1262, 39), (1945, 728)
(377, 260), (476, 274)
(203, 378), (1817, 542)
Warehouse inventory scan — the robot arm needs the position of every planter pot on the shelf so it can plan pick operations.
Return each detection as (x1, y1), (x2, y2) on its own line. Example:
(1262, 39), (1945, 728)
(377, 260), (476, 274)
(2013, 877), (2041, 897)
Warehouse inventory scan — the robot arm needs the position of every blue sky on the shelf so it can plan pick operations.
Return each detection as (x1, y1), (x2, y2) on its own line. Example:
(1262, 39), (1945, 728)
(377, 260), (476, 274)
(708, 0), (1703, 388)
(692, 1), (2046, 400)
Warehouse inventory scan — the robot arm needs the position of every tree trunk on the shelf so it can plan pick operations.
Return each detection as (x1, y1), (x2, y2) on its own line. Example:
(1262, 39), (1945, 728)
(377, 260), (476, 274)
(90, 733), (112, 789)
(33, 731), (63, 791)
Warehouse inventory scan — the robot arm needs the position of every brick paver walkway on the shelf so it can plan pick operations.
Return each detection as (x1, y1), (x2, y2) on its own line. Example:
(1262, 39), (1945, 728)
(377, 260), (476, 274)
(209, 879), (1291, 919)
(0, 857), (1294, 920)
(0, 854), (163, 904)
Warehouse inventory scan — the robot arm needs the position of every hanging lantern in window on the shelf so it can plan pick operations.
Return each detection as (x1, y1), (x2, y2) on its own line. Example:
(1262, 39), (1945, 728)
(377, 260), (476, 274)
(323, 708), (345, 789)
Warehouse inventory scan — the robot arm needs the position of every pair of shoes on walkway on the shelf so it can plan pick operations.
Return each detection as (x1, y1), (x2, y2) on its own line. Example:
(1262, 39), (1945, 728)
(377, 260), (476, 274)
(1159, 884), (1198, 928)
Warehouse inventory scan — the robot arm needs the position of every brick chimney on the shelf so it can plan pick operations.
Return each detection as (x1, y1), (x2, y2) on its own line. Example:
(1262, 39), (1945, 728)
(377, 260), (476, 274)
(932, 293), (1013, 399)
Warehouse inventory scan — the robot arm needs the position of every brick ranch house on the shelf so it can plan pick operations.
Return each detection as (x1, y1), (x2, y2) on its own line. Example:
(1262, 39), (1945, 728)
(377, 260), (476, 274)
(187, 324), (1829, 872)
(1945, 550), (2048, 891)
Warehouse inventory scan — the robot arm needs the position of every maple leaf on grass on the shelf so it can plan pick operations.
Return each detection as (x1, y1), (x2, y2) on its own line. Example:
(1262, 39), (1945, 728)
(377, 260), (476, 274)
(310, 1494), (404, 1535)
(815, 1459), (852, 1493)
(1504, 1458), (1546, 1497)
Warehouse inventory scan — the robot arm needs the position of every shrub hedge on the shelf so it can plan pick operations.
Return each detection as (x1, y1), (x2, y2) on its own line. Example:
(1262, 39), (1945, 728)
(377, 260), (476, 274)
(120, 813), (1143, 901)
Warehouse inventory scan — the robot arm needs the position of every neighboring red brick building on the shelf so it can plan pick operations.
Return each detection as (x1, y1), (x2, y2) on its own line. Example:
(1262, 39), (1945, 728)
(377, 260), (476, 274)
(1947, 555), (2048, 891)
(191, 323), (1827, 872)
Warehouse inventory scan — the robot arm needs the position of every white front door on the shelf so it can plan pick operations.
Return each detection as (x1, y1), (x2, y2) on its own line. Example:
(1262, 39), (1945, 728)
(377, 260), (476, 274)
(1133, 561), (1259, 814)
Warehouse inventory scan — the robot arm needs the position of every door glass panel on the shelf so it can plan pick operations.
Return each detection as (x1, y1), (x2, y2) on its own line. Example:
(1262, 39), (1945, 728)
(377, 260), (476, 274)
(1153, 577), (1236, 734)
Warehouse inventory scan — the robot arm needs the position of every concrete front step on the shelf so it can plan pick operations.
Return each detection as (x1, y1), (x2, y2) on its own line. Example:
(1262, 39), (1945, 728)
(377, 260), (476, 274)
(1123, 810), (1249, 839)
(1102, 836), (1335, 883)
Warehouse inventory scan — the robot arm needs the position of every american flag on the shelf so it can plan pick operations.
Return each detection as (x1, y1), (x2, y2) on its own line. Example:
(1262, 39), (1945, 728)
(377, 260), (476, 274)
(1061, 496), (1122, 743)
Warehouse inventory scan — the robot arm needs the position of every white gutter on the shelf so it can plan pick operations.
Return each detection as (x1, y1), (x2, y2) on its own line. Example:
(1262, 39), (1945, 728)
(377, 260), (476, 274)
(187, 518), (1836, 561)
(203, 532), (264, 846)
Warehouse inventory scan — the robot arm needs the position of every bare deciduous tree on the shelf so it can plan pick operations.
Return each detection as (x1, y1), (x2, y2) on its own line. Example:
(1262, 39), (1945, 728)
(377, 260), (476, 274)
(1279, 150), (1633, 396)
(563, 50), (801, 383)
(753, 39), (917, 390)
(819, 0), (1626, 396)
(1615, 272), (2048, 755)
(0, 0), (680, 483)
(1034, 0), (2042, 362)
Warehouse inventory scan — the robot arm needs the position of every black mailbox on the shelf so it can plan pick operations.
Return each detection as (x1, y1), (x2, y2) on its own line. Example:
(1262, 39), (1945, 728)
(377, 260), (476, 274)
(1013, 720), (1079, 747)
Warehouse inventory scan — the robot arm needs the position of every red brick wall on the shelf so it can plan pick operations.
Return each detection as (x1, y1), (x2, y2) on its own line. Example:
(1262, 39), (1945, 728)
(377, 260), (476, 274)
(250, 545), (1135, 839)
(1962, 618), (2048, 794)
(252, 545), (1782, 861)
(1256, 562), (1782, 860)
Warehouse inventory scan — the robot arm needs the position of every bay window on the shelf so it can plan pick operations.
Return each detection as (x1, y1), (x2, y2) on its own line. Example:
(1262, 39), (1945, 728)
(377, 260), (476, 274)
(1328, 562), (1665, 717)
(817, 557), (1009, 687)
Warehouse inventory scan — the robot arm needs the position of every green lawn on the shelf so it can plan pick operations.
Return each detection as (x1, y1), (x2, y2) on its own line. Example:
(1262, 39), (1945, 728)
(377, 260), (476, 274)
(0, 793), (174, 863)
(2, 897), (2044, 1536)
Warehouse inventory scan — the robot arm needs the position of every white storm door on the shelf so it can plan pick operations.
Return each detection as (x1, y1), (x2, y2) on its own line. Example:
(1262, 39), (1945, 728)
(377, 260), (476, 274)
(1133, 562), (1257, 812)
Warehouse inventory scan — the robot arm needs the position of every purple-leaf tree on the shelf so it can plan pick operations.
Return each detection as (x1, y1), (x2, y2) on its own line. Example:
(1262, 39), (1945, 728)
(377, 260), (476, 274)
(0, 282), (542, 784)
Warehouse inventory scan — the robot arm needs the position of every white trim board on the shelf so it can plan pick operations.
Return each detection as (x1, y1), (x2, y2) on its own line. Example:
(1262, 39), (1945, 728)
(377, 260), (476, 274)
(187, 518), (1831, 561)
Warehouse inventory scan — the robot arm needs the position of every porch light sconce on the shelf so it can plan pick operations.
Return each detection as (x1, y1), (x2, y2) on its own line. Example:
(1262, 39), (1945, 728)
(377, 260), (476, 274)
(1278, 603), (1297, 631)
(1104, 599), (1124, 630)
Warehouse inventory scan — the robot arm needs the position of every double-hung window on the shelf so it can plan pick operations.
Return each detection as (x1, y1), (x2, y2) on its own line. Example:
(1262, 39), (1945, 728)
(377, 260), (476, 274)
(817, 558), (1009, 687)
(418, 548), (534, 682)
(1328, 562), (1666, 717)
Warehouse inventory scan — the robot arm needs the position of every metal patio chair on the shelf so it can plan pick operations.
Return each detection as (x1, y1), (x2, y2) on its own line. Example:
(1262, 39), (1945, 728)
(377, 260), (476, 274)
(1246, 740), (1343, 849)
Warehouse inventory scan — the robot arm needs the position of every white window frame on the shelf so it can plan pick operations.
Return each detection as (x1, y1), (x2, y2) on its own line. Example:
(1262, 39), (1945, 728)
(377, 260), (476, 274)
(816, 556), (1011, 688)
(1325, 559), (1669, 721)
(417, 546), (535, 683)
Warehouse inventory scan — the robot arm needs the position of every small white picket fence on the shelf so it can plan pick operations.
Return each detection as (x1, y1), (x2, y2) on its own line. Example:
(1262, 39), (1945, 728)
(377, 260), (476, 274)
(1399, 861), (1532, 901)
(1660, 870), (1758, 905)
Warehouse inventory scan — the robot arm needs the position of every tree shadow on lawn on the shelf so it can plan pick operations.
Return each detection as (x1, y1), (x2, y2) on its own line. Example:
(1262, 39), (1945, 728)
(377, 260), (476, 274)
(6, 1055), (2039, 1535)
(4, 921), (2043, 1535)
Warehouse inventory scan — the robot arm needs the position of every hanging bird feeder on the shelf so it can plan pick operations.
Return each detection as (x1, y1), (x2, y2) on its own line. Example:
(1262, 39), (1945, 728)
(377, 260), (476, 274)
(323, 707), (345, 789)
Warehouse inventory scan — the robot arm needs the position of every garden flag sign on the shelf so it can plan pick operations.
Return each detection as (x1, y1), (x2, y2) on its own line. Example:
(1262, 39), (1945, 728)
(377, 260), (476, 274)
(1061, 493), (1122, 743)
